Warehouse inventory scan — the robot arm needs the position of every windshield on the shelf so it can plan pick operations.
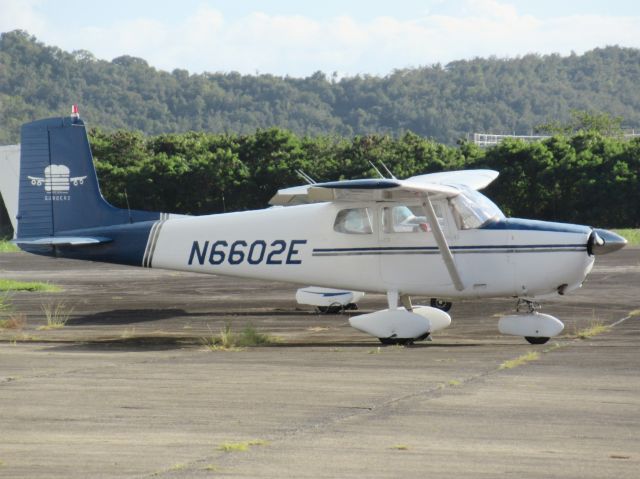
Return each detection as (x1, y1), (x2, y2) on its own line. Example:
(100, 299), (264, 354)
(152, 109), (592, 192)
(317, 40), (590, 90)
(450, 187), (505, 229)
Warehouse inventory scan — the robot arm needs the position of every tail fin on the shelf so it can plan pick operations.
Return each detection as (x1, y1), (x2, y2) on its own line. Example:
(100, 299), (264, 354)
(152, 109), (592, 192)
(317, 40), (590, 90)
(17, 114), (159, 240)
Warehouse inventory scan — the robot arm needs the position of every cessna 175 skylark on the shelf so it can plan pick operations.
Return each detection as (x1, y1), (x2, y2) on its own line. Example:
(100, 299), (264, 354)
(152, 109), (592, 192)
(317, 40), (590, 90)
(9, 110), (627, 344)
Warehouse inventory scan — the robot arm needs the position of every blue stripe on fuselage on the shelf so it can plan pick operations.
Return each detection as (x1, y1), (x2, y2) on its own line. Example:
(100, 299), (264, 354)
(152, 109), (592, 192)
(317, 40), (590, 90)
(311, 244), (587, 256)
(480, 218), (592, 234)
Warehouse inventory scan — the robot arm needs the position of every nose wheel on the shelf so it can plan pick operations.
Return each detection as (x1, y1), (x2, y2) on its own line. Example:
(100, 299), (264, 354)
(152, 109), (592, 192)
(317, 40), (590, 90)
(511, 299), (553, 344)
(498, 298), (564, 344)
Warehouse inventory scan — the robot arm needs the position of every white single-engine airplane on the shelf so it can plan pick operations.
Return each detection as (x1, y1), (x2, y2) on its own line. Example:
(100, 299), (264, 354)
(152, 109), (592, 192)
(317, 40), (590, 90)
(10, 111), (627, 344)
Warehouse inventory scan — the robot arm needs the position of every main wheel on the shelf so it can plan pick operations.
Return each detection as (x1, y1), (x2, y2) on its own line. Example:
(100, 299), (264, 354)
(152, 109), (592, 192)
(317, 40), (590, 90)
(379, 337), (414, 346)
(414, 332), (431, 342)
(525, 336), (550, 345)
(430, 298), (452, 312)
(316, 305), (342, 314)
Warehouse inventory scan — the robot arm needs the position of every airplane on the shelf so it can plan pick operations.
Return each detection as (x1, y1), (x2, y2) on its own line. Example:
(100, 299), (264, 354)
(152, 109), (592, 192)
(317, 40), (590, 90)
(7, 109), (627, 345)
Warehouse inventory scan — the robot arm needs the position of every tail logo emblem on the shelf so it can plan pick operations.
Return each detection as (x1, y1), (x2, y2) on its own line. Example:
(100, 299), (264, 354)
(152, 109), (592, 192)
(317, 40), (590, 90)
(28, 164), (87, 200)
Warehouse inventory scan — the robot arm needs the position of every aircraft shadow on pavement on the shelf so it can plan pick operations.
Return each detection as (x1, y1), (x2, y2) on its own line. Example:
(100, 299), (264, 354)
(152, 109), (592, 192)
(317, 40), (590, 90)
(40, 337), (200, 352)
(66, 308), (350, 326)
(66, 308), (201, 326)
(41, 338), (480, 353)
(270, 341), (482, 349)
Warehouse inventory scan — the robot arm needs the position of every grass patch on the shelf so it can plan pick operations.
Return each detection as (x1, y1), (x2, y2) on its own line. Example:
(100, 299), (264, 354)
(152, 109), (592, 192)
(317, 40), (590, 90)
(0, 313), (26, 330)
(0, 279), (61, 292)
(202, 323), (279, 351)
(0, 293), (26, 330)
(307, 326), (330, 332)
(120, 328), (136, 339)
(218, 439), (269, 452)
(0, 240), (19, 253)
(499, 351), (540, 370)
(437, 379), (462, 389)
(542, 342), (566, 353)
(576, 321), (611, 339)
(612, 228), (639, 246)
(8, 333), (37, 343)
(0, 292), (13, 316)
(37, 301), (73, 330)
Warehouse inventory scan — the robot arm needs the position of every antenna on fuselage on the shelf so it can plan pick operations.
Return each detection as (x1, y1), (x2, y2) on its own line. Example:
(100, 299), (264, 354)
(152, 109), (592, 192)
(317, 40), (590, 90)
(368, 161), (385, 179)
(379, 160), (397, 180)
(124, 189), (133, 224)
(296, 169), (317, 185)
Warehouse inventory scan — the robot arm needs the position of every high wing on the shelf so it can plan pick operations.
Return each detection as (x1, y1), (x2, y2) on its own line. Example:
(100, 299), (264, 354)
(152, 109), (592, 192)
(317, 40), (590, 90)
(405, 169), (499, 191)
(269, 169), (498, 206)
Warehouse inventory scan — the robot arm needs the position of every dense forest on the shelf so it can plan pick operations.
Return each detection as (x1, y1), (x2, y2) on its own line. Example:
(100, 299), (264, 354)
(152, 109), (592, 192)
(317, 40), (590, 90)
(2, 30), (640, 144)
(1, 122), (638, 237)
(86, 126), (637, 228)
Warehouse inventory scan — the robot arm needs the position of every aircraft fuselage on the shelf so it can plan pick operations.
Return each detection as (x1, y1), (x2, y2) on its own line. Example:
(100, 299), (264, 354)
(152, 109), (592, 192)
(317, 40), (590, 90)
(139, 201), (595, 299)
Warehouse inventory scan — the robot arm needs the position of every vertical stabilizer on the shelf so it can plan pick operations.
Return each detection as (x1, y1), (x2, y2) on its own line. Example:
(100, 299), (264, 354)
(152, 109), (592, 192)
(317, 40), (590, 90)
(17, 115), (159, 240)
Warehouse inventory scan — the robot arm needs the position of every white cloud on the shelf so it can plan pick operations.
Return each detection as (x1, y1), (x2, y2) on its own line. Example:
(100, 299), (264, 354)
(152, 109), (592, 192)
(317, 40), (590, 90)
(0, 0), (47, 37)
(2, 1), (640, 76)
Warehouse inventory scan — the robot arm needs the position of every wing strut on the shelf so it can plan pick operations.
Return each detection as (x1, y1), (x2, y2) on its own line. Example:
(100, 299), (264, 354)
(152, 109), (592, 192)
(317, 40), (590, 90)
(421, 196), (465, 291)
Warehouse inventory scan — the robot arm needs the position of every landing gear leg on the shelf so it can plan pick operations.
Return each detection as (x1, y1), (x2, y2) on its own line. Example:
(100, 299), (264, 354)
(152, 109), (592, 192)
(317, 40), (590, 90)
(400, 294), (413, 312)
(516, 298), (540, 313)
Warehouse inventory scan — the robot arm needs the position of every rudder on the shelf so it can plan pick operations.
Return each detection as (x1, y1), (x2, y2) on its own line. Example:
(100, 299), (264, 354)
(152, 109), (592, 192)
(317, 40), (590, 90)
(17, 114), (159, 240)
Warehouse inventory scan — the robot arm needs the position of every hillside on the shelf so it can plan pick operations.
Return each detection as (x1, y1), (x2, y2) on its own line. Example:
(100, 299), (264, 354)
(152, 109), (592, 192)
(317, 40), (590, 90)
(2, 30), (640, 144)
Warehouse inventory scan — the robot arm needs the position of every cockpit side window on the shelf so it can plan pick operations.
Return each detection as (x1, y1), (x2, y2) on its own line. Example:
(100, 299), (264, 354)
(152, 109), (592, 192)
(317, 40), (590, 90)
(334, 207), (373, 234)
(382, 204), (444, 234)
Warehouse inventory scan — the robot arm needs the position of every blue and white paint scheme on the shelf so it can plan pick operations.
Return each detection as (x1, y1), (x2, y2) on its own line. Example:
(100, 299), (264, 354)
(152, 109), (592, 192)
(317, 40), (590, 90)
(11, 111), (627, 345)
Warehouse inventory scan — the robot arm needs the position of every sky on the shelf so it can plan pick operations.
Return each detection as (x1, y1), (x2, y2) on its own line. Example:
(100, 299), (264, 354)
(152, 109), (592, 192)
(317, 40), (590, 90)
(2, 0), (640, 77)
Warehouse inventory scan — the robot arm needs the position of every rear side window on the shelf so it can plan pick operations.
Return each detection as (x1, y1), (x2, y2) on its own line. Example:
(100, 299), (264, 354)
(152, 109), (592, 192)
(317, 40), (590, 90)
(334, 208), (373, 234)
(382, 204), (444, 234)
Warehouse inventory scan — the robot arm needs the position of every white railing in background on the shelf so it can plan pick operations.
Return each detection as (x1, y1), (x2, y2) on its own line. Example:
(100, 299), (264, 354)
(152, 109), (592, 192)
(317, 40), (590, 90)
(472, 130), (640, 147)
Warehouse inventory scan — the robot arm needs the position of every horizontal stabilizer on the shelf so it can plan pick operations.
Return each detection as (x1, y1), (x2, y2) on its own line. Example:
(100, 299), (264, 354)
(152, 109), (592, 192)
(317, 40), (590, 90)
(14, 236), (112, 246)
(268, 184), (313, 206)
